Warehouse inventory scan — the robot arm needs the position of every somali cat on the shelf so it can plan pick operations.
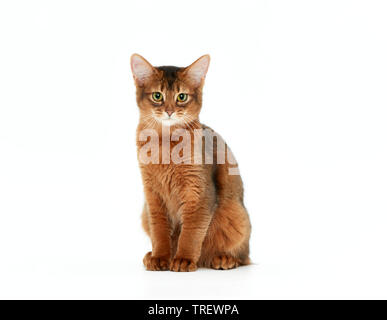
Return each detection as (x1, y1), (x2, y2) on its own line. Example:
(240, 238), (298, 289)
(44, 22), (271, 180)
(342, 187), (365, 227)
(130, 54), (251, 271)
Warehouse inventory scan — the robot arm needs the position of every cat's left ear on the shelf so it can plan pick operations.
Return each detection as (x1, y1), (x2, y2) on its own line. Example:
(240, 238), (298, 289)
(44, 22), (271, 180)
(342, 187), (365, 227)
(182, 55), (210, 87)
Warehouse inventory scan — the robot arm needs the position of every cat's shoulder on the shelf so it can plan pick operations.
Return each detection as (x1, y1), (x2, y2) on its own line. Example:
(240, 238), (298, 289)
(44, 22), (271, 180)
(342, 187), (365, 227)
(200, 123), (216, 133)
(199, 123), (224, 140)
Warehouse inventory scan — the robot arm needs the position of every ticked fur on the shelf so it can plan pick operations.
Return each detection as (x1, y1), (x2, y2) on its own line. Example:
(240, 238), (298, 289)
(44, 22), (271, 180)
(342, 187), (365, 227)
(131, 54), (251, 271)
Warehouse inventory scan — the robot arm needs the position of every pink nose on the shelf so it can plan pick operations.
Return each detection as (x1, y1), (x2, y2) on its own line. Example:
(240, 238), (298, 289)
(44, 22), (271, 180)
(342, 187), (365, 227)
(166, 110), (174, 117)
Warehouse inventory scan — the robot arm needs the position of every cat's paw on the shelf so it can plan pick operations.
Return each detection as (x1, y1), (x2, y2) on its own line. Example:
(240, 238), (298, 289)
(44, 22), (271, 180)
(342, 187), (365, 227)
(143, 252), (169, 271)
(210, 255), (240, 270)
(170, 257), (198, 272)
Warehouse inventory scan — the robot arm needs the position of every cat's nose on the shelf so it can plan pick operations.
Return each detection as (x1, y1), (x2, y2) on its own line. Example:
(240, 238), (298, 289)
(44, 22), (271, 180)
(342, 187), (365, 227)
(166, 110), (174, 117)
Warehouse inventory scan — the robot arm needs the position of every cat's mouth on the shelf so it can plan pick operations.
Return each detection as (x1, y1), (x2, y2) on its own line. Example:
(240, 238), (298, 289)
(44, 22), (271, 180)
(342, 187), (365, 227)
(157, 112), (182, 126)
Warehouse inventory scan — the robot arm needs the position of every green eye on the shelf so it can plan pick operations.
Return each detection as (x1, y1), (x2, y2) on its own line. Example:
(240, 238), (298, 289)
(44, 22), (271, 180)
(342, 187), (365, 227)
(177, 93), (188, 102)
(152, 92), (163, 102)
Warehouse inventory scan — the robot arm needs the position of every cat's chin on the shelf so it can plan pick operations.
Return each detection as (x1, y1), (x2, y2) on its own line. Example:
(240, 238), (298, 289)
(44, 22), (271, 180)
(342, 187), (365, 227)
(161, 119), (180, 127)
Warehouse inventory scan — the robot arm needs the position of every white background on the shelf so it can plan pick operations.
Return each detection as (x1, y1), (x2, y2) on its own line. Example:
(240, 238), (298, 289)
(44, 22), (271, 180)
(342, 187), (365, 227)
(0, 0), (386, 299)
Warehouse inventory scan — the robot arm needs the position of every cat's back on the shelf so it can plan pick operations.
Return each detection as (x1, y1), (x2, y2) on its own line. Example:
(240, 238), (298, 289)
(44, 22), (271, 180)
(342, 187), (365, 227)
(200, 123), (245, 204)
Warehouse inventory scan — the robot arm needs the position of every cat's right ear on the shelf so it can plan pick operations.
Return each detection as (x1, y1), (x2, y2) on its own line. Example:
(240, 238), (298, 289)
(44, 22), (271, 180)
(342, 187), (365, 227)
(130, 54), (155, 86)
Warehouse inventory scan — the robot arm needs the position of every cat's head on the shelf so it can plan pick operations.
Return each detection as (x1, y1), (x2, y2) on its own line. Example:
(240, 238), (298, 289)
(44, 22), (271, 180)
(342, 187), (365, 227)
(130, 54), (210, 127)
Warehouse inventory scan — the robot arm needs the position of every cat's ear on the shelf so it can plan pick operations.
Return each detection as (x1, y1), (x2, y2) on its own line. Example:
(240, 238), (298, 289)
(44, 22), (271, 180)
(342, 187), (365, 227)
(182, 55), (210, 87)
(130, 54), (156, 86)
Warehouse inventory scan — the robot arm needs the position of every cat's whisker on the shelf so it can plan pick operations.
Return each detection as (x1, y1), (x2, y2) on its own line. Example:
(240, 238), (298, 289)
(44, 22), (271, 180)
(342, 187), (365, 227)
(142, 116), (153, 128)
(183, 114), (199, 131)
(182, 117), (194, 131)
(142, 114), (159, 129)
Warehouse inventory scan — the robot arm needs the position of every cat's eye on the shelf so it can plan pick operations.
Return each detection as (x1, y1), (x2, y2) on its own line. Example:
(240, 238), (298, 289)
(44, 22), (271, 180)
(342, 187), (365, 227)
(176, 93), (188, 103)
(151, 92), (163, 102)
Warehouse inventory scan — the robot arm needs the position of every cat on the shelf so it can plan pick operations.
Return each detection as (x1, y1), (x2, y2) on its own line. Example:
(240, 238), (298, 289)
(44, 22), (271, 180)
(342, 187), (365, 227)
(130, 54), (251, 271)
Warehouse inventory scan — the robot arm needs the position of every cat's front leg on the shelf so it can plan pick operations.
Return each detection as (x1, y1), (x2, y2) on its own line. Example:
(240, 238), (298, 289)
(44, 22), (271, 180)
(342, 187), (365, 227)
(143, 188), (171, 271)
(170, 201), (212, 272)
